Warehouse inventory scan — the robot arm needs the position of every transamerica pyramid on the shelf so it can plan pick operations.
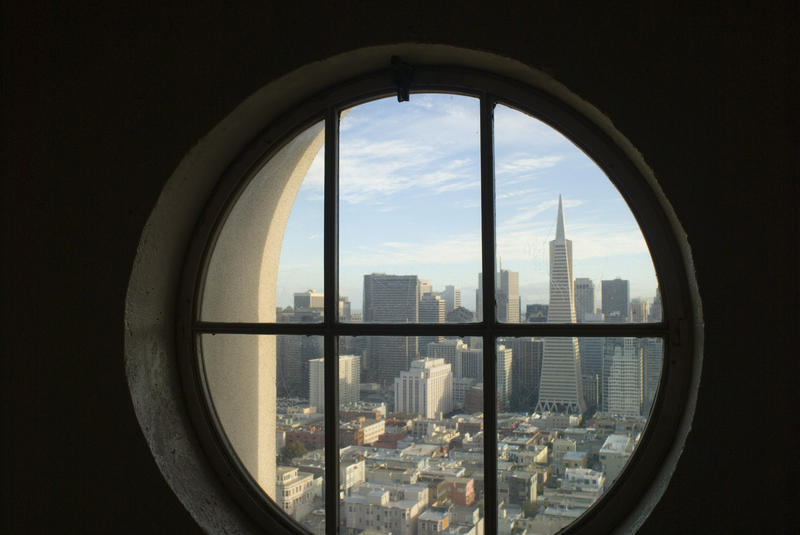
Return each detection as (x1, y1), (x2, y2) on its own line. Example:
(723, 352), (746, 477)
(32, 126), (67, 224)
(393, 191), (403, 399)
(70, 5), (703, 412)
(535, 196), (586, 414)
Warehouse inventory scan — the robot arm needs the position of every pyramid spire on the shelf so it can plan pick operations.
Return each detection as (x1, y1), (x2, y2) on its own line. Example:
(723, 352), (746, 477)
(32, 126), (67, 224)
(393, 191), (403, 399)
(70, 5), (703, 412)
(555, 194), (566, 241)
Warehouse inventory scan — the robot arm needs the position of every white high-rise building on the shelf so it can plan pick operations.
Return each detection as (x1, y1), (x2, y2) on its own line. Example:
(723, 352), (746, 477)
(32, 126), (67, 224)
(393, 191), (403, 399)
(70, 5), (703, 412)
(419, 292), (445, 355)
(427, 339), (468, 377)
(394, 358), (453, 418)
(442, 285), (461, 314)
(496, 344), (513, 410)
(630, 297), (649, 323)
(419, 280), (433, 299)
(309, 354), (360, 412)
(497, 269), (520, 323)
(476, 269), (520, 323)
(535, 196), (586, 414)
(601, 338), (643, 417)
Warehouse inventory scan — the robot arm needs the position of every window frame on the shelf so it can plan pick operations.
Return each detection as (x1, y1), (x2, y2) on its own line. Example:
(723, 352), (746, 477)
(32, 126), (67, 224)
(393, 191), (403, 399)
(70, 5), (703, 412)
(178, 66), (694, 535)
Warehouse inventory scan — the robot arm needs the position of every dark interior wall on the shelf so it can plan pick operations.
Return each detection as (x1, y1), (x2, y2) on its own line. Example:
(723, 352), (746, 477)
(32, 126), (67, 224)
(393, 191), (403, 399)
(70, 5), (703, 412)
(2, 3), (797, 533)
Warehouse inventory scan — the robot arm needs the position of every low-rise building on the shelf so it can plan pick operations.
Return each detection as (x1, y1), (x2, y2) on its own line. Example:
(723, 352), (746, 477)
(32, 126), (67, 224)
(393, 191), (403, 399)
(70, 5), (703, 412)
(340, 454), (366, 494)
(340, 401), (387, 421)
(563, 468), (604, 493)
(447, 477), (475, 506)
(498, 471), (537, 506)
(599, 433), (635, 486)
(551, 437), (577, 474)
(419, 507), (451, 535)
(340, 418), (386, 446)
(276, 466), (318, 520)
(562, 451), (589, 470)
(342, 482), (429, 535)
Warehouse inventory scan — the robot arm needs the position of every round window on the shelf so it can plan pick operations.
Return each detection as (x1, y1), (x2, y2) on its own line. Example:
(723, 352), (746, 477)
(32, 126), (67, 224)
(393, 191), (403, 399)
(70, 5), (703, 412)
(178, 66), (694, 535)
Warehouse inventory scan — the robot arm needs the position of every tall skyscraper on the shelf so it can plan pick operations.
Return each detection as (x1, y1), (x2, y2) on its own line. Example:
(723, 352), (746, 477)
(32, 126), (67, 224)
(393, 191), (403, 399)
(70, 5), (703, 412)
(630, 297), (649, 323)
(459, 347), (483, 380)
(363, 274), (419, 384)
(578, 312), (604, 411)
(394, 358), (453, 418)
(338, 296), (352, 321)
(574, 278), (596, 322)
(419, 292), (445, 356)
(442, 285), (461, 314)
(427, 339), (468, 378)
(294, 289), (324, 310)
(508, 338), (544, 411)
(497, 269), (520, 323)
(277, 334), (322, 397)
(602, 278), (630, 322)
(496, 344), (513, 410)
(418, 280), (433, 299)
(476, 269), (520, 323)
(535, 196), (586, 414)
(309, 354), (360, 412)
(601, 338), (643, 417)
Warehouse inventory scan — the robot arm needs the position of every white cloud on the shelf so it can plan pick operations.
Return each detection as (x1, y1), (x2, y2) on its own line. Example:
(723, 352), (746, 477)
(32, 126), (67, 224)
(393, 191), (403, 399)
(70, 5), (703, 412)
(341, 232), (482, 268)
(497, 155), (563, 175)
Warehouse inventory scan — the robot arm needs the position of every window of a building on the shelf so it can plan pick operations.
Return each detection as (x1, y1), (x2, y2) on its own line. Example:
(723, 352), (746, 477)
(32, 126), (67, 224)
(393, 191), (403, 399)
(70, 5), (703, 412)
(179, 66), (693, 535)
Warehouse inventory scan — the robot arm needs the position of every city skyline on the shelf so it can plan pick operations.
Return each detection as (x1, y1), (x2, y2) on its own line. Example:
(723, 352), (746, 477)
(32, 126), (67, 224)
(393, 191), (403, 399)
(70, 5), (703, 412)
(275, 94), (658, 311)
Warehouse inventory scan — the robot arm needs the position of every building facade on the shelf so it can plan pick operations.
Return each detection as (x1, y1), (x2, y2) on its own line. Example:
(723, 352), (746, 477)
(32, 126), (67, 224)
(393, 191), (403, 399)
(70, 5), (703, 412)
(508, 338), (543, 411)
(601, 338), (643, 417)
(309, 354), (360, 412)
(419, 292), (445, 355)
(574, 278), (596, 323)
(442, 285), (461, 314)
(496, 344), (513, 410)
(394, 358), (453, 418)
(363, 274), (420, 384)
(601, 278), (630, 322)
(427, 339), (468, 378)
(497, 269), (521, 323)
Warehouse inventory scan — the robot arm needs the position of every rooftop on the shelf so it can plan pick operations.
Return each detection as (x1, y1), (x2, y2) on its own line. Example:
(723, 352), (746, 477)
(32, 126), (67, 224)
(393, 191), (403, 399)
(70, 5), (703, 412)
(600, 434), (633, 454)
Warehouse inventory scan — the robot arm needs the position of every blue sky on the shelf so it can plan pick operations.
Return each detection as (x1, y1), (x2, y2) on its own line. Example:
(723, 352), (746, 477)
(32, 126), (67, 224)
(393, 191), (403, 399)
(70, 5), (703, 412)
(275, 94), (658, 313)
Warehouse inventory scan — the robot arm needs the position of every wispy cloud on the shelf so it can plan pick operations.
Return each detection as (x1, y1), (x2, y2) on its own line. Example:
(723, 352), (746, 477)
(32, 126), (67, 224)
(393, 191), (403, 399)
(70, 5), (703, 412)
(341, 232), (482, 268)
(497, 155), (563, 175)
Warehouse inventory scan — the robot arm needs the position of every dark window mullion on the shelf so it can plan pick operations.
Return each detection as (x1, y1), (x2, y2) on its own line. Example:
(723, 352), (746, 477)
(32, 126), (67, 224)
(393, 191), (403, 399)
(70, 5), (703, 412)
(191, 321), (668, 338)
(323, 107), (340, 535)
(480, 93), (498, 535)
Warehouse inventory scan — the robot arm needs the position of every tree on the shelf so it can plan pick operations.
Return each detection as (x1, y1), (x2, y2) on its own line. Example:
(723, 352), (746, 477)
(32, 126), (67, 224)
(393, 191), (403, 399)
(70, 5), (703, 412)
(522, 500), (540, 517)
(280, 441), (308, 464)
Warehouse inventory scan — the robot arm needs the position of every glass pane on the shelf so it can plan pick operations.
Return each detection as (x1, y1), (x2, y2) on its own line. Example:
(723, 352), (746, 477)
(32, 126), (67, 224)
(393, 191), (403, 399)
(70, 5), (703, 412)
(493, 104), (658, 324)
(339, 94), (481, 323)
(200, 333), (326, 530)
(495, 337), (663, 534)
(340, 336), (485, 535)
(201, 120), (325, 322)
